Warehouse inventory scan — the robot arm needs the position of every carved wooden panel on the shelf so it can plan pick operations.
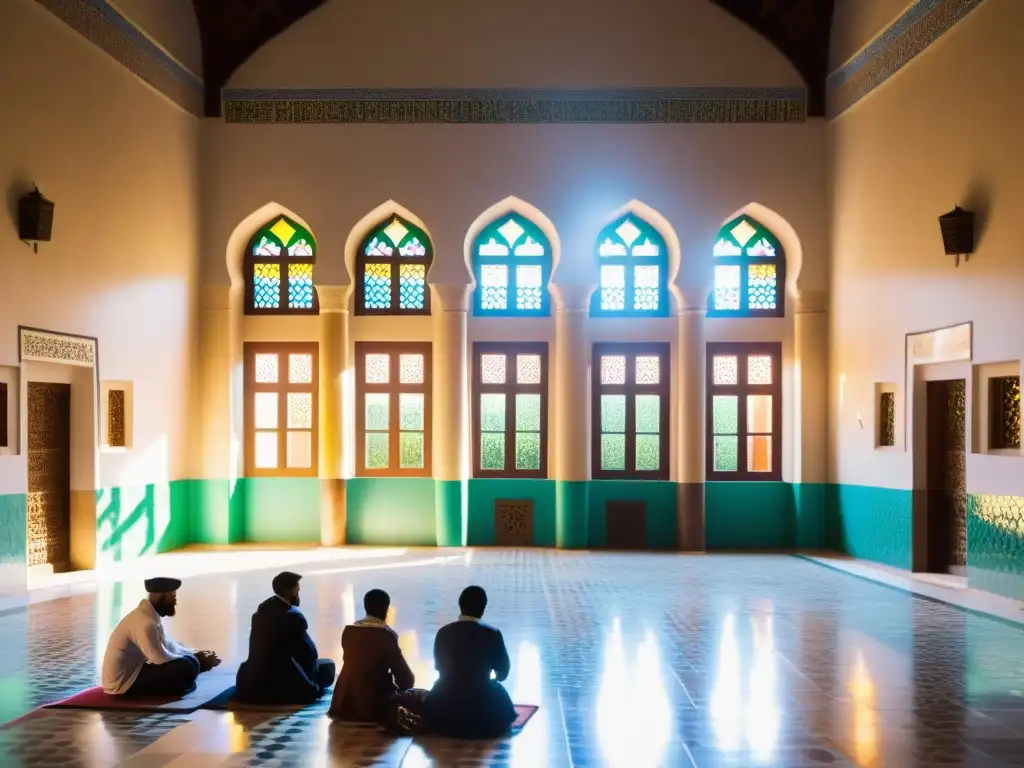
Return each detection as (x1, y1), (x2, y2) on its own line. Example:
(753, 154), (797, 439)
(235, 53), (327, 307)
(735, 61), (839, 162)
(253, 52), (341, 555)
(494, 499), (534, 546)
(27, 383), (71, 571)
(0, 381), (7, 448)
(108, 389), (126, 447)
(605, 500), (647, 550)
(947, 380), (967, 568)
(20, 328), (95, 367)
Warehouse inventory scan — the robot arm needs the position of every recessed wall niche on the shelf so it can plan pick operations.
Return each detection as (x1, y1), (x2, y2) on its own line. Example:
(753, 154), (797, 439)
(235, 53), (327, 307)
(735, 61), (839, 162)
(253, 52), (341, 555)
(100, 380), (133, 450)
(874, 383), (897, 449)
(0, 366), (18, 455)
(972, 362), (1021, 456)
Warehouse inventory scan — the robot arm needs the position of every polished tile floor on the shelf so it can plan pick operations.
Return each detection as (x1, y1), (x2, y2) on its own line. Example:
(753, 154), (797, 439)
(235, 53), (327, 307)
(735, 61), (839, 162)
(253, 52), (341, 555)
(1, 549), (1024, 766)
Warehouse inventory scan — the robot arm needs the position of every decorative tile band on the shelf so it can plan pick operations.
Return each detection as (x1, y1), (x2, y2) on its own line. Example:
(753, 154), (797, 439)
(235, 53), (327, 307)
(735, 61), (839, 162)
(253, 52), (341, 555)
(827, 0), (987, 118)
(35, 0), (203, 116)
(222, 87), (807, 124)
(19, 328), (96, 367)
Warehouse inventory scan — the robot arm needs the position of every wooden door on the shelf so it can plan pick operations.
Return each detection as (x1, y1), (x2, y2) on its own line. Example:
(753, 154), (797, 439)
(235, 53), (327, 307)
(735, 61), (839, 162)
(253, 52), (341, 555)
(924, 380), (966, 573)
(27, 382), (71, 572)
(605, 500), (647, 549)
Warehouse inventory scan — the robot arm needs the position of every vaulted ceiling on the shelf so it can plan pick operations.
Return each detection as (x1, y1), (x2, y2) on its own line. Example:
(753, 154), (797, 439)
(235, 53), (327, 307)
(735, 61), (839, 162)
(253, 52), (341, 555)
(191, 0), (835, 118)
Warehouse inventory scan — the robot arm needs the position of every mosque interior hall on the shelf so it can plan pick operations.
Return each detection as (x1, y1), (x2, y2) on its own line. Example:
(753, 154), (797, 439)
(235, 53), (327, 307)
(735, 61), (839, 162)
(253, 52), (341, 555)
(1, 0), (1023, 765)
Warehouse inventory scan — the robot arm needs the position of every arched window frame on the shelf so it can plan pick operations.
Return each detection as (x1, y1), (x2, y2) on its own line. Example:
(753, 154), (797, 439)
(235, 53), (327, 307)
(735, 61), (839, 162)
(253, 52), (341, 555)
(472, 213), (551, 317)
(356, 215), (433, 316)
(245, 215), (319, 315)
(591, 213), (669, 318)
(708, 214), (785, 317)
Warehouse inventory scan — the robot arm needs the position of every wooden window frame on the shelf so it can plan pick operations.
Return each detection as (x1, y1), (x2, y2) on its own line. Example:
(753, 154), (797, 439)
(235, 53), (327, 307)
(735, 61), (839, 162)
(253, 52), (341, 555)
(472, 342), (549, 479)
(706, 342), (782, 481)
(355, 216), (433, 317)
(244, 342), (319, 478)
(244, 217), (319, 316)
(590, 214), (670, 319)
(707, 215), (786, 319)
(591, 342), (670, 481)
(355, 342), (433, 477)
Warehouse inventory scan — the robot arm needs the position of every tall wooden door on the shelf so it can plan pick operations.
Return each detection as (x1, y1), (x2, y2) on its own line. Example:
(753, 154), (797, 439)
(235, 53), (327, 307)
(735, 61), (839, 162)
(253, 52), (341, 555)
(924, 379), (967, 573)
(27, 382), (71, 572)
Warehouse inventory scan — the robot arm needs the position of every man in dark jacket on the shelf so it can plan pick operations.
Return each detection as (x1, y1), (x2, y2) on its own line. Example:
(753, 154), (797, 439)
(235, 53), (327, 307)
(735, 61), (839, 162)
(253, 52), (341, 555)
(234, 571), (335, 704)
(328, 589), (417, 722)
(424, 586), (516, 739)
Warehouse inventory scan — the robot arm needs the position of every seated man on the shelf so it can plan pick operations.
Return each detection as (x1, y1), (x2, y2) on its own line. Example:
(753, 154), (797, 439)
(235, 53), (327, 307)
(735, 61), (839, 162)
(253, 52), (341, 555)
(102, 577), (221, 697)
(329, 589), (416, 722)
(235, 571), (335, 704)
(424, 586), (516, 739)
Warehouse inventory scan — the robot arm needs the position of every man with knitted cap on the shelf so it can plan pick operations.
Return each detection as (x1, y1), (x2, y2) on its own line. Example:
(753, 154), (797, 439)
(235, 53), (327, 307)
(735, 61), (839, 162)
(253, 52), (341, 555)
(102, 577), (221, 697)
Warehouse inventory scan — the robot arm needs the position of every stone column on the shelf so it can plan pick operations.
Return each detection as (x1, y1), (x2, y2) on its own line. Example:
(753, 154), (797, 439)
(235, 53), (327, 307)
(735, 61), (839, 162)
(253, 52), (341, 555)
(676, 293), (707, 551)
(794, 289), (829, 548)
(431, 283), (471, 547)
(552, 282), (595, 549)
(318, 285), (350, 546)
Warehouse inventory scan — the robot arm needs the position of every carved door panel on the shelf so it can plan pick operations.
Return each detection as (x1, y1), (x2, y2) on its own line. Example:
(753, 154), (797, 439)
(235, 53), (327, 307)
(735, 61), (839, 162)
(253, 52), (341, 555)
(27, 382), (71, 572)
(924, 379), (967, 573)
(494, 500), (534, 546)
(946, 380), (967, 568)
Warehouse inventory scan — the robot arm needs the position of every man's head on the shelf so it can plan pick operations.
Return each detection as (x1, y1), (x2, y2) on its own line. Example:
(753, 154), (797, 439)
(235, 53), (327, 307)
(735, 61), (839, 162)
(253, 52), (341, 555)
(272, 571), (302, 607)
(459, 585), (487, 619)
(363, 589), (391, 621)
(145, 577), (181, 617)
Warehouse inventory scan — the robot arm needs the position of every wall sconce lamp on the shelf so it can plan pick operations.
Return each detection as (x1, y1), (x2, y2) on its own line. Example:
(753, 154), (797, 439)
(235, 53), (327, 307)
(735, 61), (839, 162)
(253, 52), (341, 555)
(18, 186), (55, 254)
(938, 205), (974, 267)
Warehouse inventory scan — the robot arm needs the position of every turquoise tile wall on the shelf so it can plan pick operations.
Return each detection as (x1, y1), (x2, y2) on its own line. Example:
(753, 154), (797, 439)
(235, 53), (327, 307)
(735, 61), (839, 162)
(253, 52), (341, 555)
(967, 494), (1024, 601)
(826, 484), (913, 570)
(345, 478), (437, 546)
(467, 479), (557, 546)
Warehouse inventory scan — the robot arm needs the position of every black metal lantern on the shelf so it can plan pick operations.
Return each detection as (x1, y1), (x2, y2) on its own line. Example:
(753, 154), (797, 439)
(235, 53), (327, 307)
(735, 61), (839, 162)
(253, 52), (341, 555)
(18, 187), (55, 253)
(938, 205), (974, 267)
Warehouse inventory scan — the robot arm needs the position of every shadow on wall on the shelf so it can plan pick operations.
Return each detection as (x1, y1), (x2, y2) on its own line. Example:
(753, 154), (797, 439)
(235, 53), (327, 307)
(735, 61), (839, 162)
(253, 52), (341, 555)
(96, 483), (191, 564)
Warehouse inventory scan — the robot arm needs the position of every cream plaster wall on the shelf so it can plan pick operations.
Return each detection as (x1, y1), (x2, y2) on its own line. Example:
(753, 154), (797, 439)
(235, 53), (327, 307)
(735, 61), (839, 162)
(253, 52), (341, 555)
(109, 0), (203, 77)
(0, 0), (201, 496)
(828, 0), (1024, 495)
(229, 0), (804, 90)
(829, 0), (916, 70)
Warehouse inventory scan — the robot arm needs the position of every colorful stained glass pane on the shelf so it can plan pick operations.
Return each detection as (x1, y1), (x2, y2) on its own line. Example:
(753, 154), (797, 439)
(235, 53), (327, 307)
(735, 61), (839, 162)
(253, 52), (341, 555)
(288, 263), (314, 309)
(289, 354), (313, 384)
(747, 264), (777, 310)
(516, 394), (541, 432)
(616, 218), (641, 247)
(365, 393), (389, 430)
(399, 354), (424, 384)
(481, 354), (506, 384)
(399, 237), (427, 257)
(515, 432), (541, 470)
(747, 355), (773, 385)
(515, 265), (543, 311)
(748, 435), (772, 472)
(635, 356), (660, 385)
(253, 263), (281, 309)
(254, 393), (278, 429)
(712, 396), (738, 434)
(365, 237), (393, 257)
(498, 218), (525, 246)
(481, 432), (505, 470)
(514, 237), (545, 257)
(383, 218), (409, 247)
(713, 436), (738, 472)
(286, 430), (312, 469)
(601, 434), (626, 471)
(287, 393), (313, 429)
(269, 218), (296, 246)
(253, 236), (282, 257)
(481, 394), (505, 431)
(517, 354), (541, 385)
(599, 239), (627, 257)
(601, 395), (626, 433)
(400, 393), (424, 431)
(600, 265), (626, 311)
(747, 395), (772, 433)
(478, 238), (509, 257)
(600, 356), (626, 385)
(254, 431), (278, 469)
(635, 395), (659, 433)
(288, 238), (313, 257)
(714, 265), (740, 311)
(730, 219), (757, 247)
(399, 264), (426, 310)
(635, 434), (660, 471)
(747, 237), (776, 257)
(713, 355), (738, 385)
(255, 354), (278, 383)
(363, 263), (392, 309)
(633, 265), (659, 311)
(713, 239), (742, 257)
(480, 265), (508, 311)
(365, 354), (390, 383)
(399, 432), (424, 468)
(366, 433), (389, 469)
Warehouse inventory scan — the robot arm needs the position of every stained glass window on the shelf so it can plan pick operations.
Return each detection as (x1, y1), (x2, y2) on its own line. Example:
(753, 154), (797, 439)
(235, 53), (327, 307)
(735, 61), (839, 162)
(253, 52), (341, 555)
(357, 215), (433, 315)
(244, 343), (318, 477)
(990, 376), (1021, 450)
(473, 213), (551, 316)
(356, 343), (432, 476)
(592, 344), (669, 480)
(710, 214), (784, 316)
(591, 213), (668, 318)
(706, 343), (782, 481)
(246, 216), (318, 315)
(473, 343), (548, 478)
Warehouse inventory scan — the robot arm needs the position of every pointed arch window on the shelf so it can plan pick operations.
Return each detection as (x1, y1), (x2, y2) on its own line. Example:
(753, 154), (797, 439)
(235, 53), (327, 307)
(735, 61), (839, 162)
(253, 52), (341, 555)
(246, 216), (318, 314)
(710, 214), (785, 317)
(357, 215), (433, 315)
(591, 213), (668, 317)
(473, 213), (551, 316)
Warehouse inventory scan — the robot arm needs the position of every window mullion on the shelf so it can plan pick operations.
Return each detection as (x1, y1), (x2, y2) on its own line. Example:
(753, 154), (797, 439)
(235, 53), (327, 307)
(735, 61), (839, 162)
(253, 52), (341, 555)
(506, 258), (515, 313)
(390, 262), (400, 313)
(625, 356), (637, 476)
(505, 382), (515, 473)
